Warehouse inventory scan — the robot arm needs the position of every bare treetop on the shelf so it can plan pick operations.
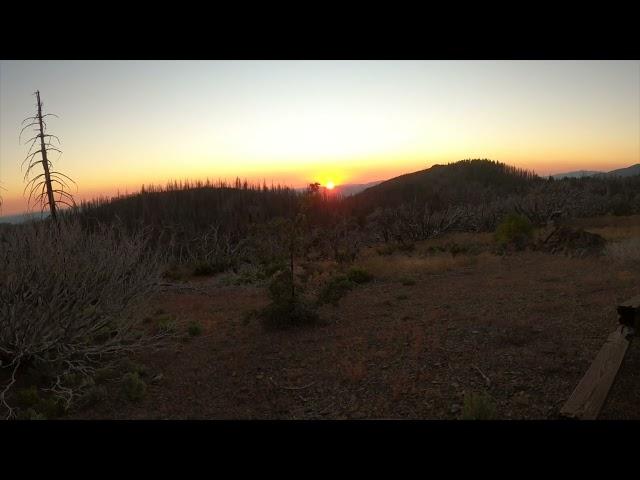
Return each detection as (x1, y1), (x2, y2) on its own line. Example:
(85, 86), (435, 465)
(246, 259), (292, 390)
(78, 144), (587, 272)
(21, 90), (76, 220)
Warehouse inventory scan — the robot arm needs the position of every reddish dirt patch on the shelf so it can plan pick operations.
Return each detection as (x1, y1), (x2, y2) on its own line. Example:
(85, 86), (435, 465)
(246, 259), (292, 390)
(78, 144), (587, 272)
(70, 243), (640, 419)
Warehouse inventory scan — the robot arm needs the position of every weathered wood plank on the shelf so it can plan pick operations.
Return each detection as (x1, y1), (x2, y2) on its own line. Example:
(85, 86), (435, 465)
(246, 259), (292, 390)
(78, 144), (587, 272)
(560, 326), (633, 420)
(618, 295), (640, 309)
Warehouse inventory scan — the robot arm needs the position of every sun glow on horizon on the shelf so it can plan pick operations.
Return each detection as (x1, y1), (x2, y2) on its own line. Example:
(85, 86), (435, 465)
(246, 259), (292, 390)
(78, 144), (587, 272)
(1, 60), (638, 216)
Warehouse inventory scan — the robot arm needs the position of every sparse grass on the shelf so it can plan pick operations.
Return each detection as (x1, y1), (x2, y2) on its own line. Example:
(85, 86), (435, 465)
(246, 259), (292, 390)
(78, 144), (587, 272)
(188, 321), (203, 336)
(346, 268), (373, 284)
(15, 386), (40, 408)
(14, 386), (65, 419)
(156, 313), (178, 334)
(121, 372), (147, 402)
(357, 252), (486, 280)
(376, 244), (398, 256)
(461, 392), (497, 420)
(318, 275), (355, 306)
(79, 385), (108, 408)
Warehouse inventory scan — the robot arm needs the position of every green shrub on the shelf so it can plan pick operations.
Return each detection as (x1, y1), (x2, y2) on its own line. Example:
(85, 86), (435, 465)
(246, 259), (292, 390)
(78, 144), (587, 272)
(262, 261), (286, 279)
(397, 242), (415, 253)
(376, 244), (397, 256)
(258, 270), (319, 329)
(268, 270), (295, 304)
(318, 275), (354, 306)
(121, 372), (147, 402)
(17, 408), (47, 420)
(446, 242), (468, 257)
(15, 386), (40, 408)
(346, 268), (373, 284)
(461, 392), (497, 420)
(494, 213), (534, 250)
(157, 313), (178, 334)
(188, 321), (203, 336)
(79, 385), (108, 408)
(36, 396), (66, 418)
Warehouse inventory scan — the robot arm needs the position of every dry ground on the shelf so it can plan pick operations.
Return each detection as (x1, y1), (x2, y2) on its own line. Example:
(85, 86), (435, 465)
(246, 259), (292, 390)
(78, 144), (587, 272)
(72, 215), (640, 419)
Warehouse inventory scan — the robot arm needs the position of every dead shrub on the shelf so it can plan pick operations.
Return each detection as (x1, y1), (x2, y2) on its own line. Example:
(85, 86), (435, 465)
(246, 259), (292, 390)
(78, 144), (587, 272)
(0, 219), (165, 418)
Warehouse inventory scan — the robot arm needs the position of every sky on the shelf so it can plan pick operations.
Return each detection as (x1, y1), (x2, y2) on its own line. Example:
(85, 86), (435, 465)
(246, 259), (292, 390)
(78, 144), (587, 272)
(1, 60), (639, 215)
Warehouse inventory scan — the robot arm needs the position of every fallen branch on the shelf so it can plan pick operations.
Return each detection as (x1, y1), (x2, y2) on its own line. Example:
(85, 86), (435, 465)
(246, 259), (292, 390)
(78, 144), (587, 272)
(269, 376), (316, 391)
(472, 364), (491, 387)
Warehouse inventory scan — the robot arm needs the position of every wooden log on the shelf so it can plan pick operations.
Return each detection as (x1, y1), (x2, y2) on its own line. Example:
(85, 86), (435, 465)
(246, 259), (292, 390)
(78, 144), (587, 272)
(560, 325), (633, 420)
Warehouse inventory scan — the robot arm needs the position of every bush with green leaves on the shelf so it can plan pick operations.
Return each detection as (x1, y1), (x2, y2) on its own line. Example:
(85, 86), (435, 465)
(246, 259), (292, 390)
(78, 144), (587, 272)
(258, 270), (318, 329)
(0, 219), (165, 418)
(346, 268), (373, 284)
(188, 321), (203, 336)
(494, 213), (534, 250)
(318, 275), (355, 306)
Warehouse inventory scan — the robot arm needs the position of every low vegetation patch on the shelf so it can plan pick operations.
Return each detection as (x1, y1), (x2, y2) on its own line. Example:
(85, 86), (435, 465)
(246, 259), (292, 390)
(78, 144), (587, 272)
(257, 270), (319, 329)
(0, 220), (165, 419)
(494, 213), (534, 250)
(346, 268), (373, 284)
(461, 392), (497, 420)
(318, 275), (355, 306)
(188, 321), (203, 336)
(121, 372), (147, 402)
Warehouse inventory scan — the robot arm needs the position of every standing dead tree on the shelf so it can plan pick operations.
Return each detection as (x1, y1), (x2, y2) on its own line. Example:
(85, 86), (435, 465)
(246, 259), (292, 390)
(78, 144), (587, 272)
(20, 90), (76, 220)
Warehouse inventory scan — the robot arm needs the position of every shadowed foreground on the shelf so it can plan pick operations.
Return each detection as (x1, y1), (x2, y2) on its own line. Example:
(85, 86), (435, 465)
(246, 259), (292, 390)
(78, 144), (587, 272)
(70, 222), (640, 419)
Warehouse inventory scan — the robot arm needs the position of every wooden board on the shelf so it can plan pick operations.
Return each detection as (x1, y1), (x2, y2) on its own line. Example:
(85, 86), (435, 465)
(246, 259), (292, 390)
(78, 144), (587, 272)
(618, 295), (640, 309)
(560, 326), (632, 420)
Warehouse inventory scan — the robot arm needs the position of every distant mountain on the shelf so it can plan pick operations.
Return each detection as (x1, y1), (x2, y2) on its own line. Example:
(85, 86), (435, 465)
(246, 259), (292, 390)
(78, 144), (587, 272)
(550, 170), (602, 179)
(0, 211), (48, 224)
(550, 163), (640, 179)
(349, 159), (540, 214)
(601, 163), (640, 178)
(333, 181), (382, 197)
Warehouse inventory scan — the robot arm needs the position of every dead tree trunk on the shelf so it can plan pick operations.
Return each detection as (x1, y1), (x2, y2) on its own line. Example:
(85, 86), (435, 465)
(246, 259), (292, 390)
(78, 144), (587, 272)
(35, 91), (57, 221)
(21, 90), (76, 220)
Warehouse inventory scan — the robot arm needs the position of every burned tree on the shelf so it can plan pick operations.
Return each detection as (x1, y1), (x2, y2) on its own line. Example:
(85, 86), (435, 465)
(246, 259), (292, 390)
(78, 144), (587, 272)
(21, 90), (76, 220)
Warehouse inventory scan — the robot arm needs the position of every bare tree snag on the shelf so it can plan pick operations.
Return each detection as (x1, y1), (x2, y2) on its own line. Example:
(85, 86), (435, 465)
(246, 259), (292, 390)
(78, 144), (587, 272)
(21, 90), (76, 220)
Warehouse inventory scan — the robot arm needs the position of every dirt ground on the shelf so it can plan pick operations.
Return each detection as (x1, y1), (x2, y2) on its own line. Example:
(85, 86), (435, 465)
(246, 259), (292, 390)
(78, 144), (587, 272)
(71, 215), (640, 420)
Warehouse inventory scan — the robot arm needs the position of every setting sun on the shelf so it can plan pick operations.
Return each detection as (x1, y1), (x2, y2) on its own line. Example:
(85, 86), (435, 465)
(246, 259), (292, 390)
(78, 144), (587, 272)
(326, 181), (335, 190)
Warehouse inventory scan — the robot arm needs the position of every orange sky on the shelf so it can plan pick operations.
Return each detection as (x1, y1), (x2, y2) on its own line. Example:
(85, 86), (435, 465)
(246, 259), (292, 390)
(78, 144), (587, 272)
(1, 60), (639, 216)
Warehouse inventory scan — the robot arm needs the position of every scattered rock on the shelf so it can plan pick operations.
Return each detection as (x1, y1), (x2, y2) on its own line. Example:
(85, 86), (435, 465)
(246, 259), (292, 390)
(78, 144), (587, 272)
(450, 404), (461, 414)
